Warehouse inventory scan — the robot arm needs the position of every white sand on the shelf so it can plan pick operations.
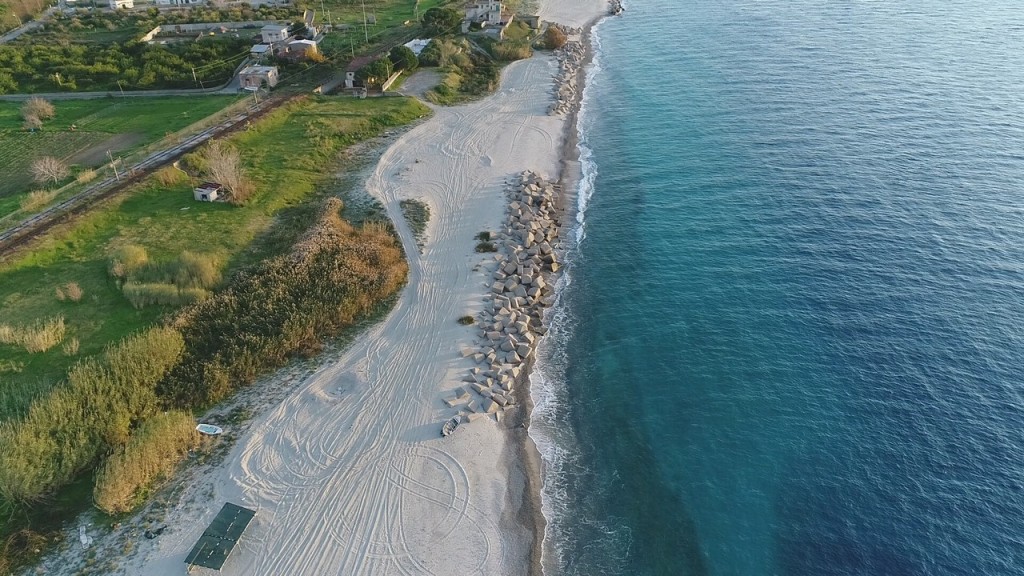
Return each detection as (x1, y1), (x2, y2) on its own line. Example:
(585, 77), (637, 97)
(112, 3), (608, 575)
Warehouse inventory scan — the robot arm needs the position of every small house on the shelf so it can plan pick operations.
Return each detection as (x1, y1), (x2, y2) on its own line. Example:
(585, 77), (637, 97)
(239, 65), (279, 89)
(194, 182), (222, 202)
(464, 1), (504, 30)
(261, 24), (290, 44)
(518, 14), (540, 29)
(250, 43), (271, 59)
(109, 0), (134, 8)
(283, 39), (319, 59)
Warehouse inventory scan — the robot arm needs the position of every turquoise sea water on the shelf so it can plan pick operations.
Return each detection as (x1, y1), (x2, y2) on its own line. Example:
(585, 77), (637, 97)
(529, 1), (1024, 574)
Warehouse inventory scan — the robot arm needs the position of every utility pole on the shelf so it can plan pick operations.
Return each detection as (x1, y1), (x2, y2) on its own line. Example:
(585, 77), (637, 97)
(116, 80), (125, 101)
(361, 0), (368, 43)
(107, 150), (120, 182)
(191, 67), (198, 87)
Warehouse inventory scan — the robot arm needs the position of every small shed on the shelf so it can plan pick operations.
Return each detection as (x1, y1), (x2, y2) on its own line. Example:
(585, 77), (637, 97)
(239, 65), (279, 89)
(184, 503), (256, 572)
(403, 38), (431, 56)
(261, 24), (289, 44)
(194, 182), (222, 202)
(250, 43), (271, 59)
(519, 14), (540, 28)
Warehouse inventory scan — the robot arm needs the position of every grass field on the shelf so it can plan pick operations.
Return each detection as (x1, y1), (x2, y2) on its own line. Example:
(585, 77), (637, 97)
(0, 95), (429, 420)
(0, 96), (242, 199)
(319, 0), (448, 57)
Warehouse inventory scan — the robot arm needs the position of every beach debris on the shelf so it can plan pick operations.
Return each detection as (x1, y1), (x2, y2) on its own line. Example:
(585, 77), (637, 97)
(78, 525), (93, 549)
(196, 423), (224, 436)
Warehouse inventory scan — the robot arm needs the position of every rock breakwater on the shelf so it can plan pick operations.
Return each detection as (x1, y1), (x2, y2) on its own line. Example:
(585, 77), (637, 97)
(549, 32), (585, 116)
(445, 171), (562, 424)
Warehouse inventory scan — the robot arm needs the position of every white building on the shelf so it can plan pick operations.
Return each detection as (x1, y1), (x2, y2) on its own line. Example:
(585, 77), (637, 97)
(109, 0), (134, 8)
(261, 24), (290, 44)
(465, 1), (503, 26)
(239, 65), (279, 89)
(193, 182), (222, 202)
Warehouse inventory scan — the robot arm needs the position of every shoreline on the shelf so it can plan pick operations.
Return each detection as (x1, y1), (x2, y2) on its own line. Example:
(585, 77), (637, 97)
(510, 13), (609, 576)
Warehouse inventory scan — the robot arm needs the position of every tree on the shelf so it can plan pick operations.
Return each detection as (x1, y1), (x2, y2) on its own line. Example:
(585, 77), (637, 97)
(422, 7), (461, 36)
(357, 57), (394, 88)
(418, 39), (442, 67)
(31, 156), (70, 185)
(21, 97), (55, 124)
(389, 46), (419, 72)
(203, 141), (251, 204)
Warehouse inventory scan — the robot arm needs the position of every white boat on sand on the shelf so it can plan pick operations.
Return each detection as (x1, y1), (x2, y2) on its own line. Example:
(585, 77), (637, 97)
(441, 415), (462, 437)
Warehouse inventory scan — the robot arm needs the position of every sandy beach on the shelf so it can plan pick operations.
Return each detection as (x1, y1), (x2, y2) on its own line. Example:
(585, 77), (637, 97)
(42, 2), (608, 574)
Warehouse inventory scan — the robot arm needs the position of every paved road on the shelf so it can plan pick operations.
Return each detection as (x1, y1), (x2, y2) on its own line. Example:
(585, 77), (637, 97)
(0, 75), (243, 101)
(0, 7), (56, 45)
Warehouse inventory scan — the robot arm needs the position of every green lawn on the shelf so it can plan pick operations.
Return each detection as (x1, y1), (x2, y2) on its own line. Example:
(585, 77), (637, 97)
(0, 96), (241, 198)
(0, 95), (429, 418)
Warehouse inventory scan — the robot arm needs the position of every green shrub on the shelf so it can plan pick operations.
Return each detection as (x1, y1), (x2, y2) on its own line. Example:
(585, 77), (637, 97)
(457, 315), (474, 325)
(475, 241), (497, 253)
(399, 198), (430, 242)
(0, 327), (184, 503)
(492, 41), (532, 61)
(160, 199), (408, 407)
(108, 244), (150, 279)
(93, 410), (199, 514)
(173, 251), (221, 289)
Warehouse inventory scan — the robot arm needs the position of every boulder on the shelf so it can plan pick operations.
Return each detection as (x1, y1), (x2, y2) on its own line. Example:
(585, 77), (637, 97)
(499, 337), (516, 352)
(516, 343), (532, 358)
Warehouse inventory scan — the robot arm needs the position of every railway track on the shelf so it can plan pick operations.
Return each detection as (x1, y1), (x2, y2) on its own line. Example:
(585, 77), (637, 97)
(0, 93), (297, 256)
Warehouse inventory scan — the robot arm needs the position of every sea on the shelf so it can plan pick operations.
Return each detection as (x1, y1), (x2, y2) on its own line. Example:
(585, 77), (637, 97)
(528, 1), (1024, 575)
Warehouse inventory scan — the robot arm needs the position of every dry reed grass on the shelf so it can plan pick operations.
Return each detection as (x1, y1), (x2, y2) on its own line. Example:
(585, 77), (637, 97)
(0, 316), (66, 353)
(19, 189), (57, 213)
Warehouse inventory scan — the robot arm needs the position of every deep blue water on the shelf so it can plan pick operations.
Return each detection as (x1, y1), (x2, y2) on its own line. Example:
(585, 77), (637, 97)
(529, 1), (1024, 575)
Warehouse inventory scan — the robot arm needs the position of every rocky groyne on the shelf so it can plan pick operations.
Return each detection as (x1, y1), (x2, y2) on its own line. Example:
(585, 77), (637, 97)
(549, 32), (586, 116)
(446, 171), (562, 422)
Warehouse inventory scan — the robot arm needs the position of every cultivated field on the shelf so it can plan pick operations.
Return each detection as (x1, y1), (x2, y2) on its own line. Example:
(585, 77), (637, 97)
(0, 96), (240, 211)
